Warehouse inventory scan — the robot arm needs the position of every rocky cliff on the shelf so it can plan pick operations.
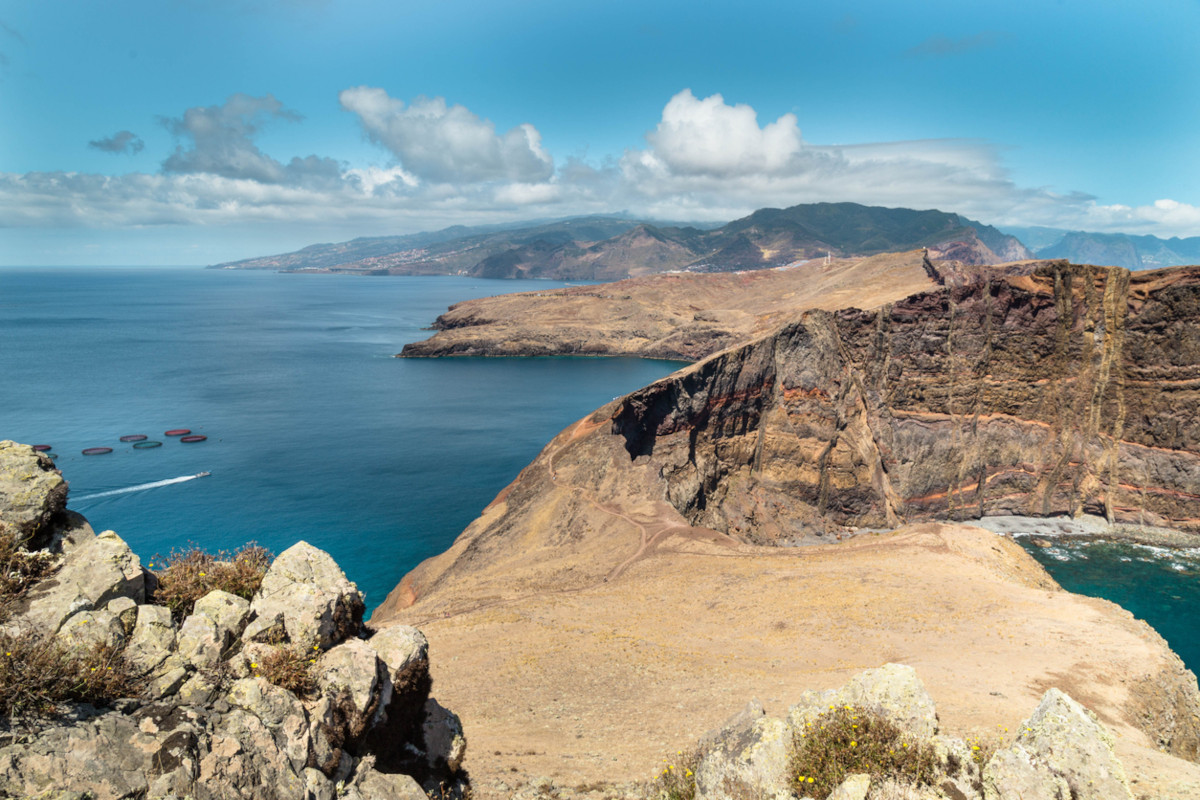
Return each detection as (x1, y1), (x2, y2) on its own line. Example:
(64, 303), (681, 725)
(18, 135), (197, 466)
(608, 261), (1200, 538)
(0, 441), (466, 800)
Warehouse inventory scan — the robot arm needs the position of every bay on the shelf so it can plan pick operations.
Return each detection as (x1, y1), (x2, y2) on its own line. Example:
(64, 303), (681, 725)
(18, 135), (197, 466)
(0, 267), (681, 612)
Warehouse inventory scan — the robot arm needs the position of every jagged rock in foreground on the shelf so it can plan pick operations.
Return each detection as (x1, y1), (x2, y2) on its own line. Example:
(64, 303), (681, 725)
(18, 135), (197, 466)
(689, 665), (1133, 800)
(0, 444), (464, 799)
(0, 440), (68, 547)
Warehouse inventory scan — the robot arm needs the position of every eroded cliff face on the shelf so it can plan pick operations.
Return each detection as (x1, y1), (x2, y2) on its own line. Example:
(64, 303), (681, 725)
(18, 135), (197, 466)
(612, 262), (1200, 540)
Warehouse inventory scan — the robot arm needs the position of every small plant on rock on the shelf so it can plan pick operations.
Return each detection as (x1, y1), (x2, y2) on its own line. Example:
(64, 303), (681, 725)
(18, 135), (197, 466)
(151, 543), (272, 621)
(790, 705), (937, 798)
(0, 525), (58, 623)
(652, 748), (698, 800)
(0, 631), (138, 719)
(253, 642), (319, 698)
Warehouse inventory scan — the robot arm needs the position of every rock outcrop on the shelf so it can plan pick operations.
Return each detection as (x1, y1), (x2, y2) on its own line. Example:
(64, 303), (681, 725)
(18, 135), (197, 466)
(0, 440), (68, 547)
(0, 444), (465, 799)
(687, 665), (1135, 800)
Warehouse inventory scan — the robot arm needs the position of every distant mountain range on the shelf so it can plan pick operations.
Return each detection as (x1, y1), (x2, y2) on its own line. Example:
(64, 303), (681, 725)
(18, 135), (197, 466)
(1004, 226), (1200, 270)
(212, 202), (1031, 280)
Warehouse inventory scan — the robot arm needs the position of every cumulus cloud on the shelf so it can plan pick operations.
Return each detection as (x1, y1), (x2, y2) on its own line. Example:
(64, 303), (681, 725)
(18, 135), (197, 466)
(643, 89), (802, 177)
(339, 86), (554, 183)
(161, 93), (340, 185)
(906, 31), (1011, 58)
(89, 130), (145, 155)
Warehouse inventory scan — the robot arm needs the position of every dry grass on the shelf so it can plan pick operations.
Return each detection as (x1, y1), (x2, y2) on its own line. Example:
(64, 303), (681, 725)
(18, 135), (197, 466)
(151, 544), (272, 621)
(0, 525), (58, 623)
(790, 706), (937, 798)
(0, 631), (139, 719)
(253, 642), (319, 698)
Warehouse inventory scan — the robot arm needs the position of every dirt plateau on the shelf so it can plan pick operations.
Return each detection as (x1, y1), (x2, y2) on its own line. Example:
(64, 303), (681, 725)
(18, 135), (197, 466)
(374, 260), (1200, 798)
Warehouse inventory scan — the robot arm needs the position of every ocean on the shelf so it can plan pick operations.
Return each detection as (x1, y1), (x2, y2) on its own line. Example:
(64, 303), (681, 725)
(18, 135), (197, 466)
(0, 267), (681, 613)
(1, 267), (1196, 676)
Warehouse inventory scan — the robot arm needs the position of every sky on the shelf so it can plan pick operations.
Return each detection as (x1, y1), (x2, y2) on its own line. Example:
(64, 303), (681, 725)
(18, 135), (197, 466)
(2, 0), (1200, 265)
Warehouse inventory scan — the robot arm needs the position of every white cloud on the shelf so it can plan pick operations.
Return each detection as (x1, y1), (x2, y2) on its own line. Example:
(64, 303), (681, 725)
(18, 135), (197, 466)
(3, 86), (1200, 257)
(339, 86), (554, 184)
(643, 89), (802, 176)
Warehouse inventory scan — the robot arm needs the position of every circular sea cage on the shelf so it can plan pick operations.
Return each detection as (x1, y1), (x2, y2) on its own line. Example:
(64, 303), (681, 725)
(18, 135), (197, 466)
(179, 435), (207, 443)
(164, 429), (191, 436)
(82, 447), (113, 455)
(31, 444), (52, 452)
(119, 434), (148, 443)
(132, 440), (163, 449)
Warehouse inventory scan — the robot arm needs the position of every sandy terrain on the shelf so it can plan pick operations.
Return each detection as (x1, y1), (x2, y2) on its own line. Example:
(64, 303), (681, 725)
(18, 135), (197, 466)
(391, 523), (1200, 798)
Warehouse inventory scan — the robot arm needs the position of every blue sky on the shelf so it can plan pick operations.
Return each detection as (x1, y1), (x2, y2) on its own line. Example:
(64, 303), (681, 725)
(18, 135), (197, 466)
(2, 0), (1199, 265)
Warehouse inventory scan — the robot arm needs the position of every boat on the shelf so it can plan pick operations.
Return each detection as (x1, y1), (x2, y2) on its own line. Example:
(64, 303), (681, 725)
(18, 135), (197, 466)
(197, 471), (211, 478)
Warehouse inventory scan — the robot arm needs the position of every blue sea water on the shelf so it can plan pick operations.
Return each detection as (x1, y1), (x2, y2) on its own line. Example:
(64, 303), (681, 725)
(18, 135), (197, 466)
(1019, 539), (1200, 675)
(0, 267), (681, 613)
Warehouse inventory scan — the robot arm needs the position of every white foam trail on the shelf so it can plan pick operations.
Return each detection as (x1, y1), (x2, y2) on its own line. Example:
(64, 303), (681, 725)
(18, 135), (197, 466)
(73, 473), (208, 502)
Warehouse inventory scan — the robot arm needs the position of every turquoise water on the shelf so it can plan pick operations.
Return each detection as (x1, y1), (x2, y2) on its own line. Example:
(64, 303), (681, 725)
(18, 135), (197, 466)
(1020, 538), (1200, 675)
(0, 268), (682, 612)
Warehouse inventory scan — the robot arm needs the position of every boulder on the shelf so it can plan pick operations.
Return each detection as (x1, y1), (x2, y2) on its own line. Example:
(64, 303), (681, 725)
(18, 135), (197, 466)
(694, 702), (791, 800)
(192, 589), (251, 643)
(0, 440), (67, 545)
(125, 604), (177, 675)
(176, 612), (224, 670)
(341, 758), (427, 800)
(55, 609), (125, 652)
(15, 530), (144, 634)
(1012, 688), (1133, 800)
(315, 638), (388, 738)
(104, 596), (138, 636)
(787, 664), (938, 741)
(423, 697), (467, 774)
(245, 541), (364, 650)
(982, 744), (1070, 800)
(367, 624), (429, 684)
(227, 676), (312, 772)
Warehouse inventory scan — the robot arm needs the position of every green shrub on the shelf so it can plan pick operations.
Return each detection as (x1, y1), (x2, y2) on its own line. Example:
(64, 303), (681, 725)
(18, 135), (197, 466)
(0, 631), (139, 719)
(790, 706), (937, 797)
(150, 544), (272, 621)
(651, 748), (698, 800)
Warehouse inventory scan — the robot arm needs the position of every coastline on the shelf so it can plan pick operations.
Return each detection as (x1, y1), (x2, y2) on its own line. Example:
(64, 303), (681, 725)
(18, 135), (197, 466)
(966, 513), (1200, 549)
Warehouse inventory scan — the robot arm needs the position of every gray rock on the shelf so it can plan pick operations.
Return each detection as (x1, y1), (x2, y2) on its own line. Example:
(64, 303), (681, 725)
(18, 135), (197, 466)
(694, 703), (791, 800)
(147, 663), (190, 701)
(1015, 688), (1133, 800)
(177, 672), (219, 707)
(423, 697), (467, 775)
(192, 589), (251, 643)
(126, 604), (177, 675)
(55, 609), (125, 652)
(316, 638), (387, 731)
(343, 765), (427, 800)
(367, 624), (429, 684)
(196, 708), (308, 800)
(787, 664), (938, 741)
(246, 541), (364, 650)
(176, 612), (224, 670)
(982, 744), (1070, 800)
(105, 595), (138, 635)
(303, 767), (336, 800)
(227, 677), (312, 772)
(0, 440), (67, 544)
(829, 773), (871, 800)
(15, 530), (145, 634)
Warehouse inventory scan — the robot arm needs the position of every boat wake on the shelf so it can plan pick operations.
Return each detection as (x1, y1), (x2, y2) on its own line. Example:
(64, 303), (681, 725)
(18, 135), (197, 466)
(73, 472), (211, 502)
